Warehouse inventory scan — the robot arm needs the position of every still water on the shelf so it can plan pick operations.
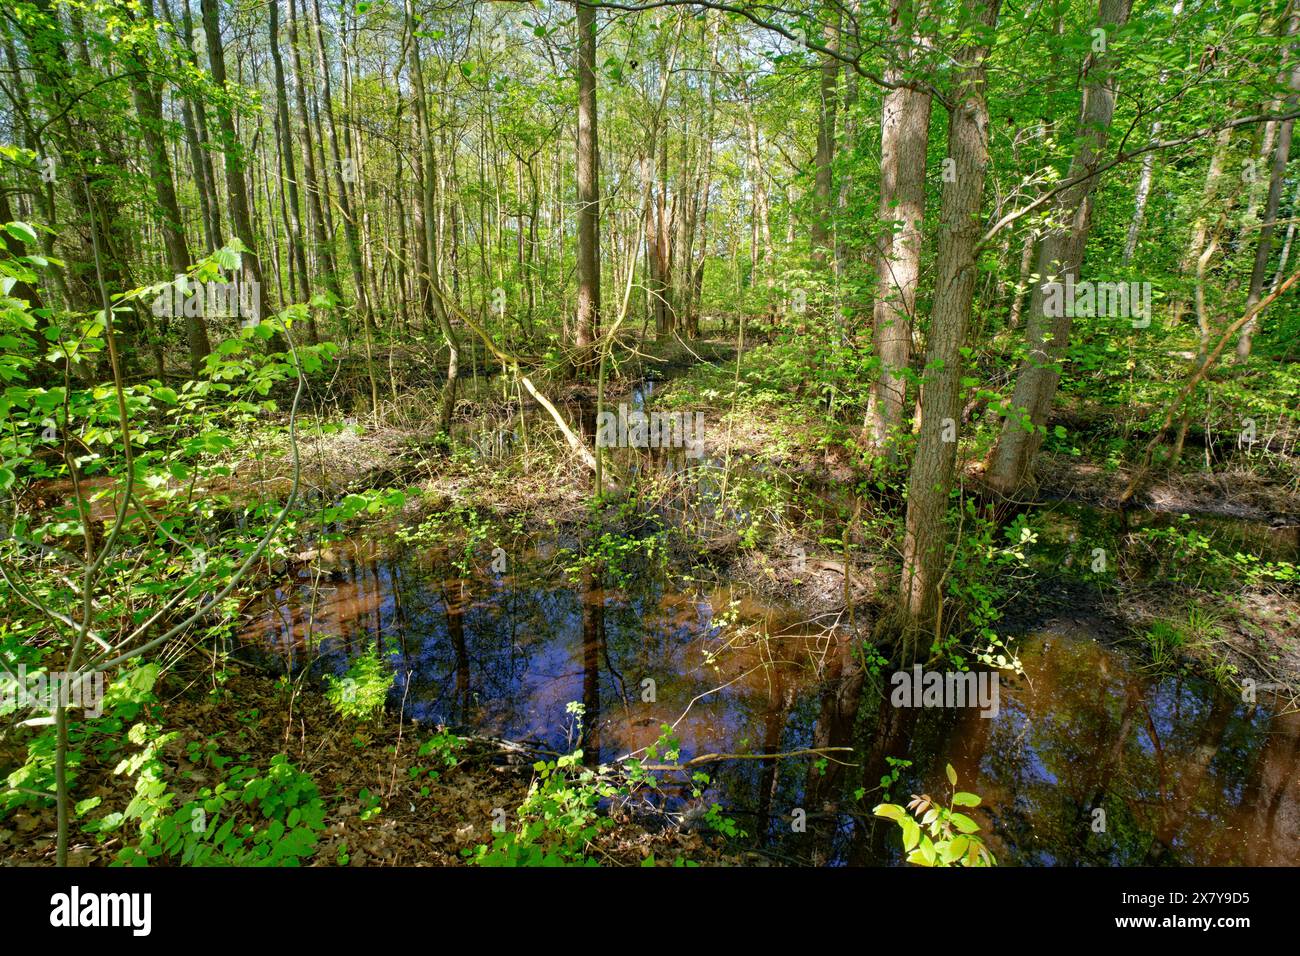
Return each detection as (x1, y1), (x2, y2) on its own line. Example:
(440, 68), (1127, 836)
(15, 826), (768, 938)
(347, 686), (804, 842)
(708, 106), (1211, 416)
(243, 515), (1300, 866)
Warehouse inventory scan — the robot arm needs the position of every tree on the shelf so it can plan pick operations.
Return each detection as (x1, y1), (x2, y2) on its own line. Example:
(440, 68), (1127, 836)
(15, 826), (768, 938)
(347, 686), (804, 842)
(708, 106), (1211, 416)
(864, 0), (932, 460)
(984, 0), (1135, 497)
(898, 0), (1001, 644)
(574, 0), (602, 356)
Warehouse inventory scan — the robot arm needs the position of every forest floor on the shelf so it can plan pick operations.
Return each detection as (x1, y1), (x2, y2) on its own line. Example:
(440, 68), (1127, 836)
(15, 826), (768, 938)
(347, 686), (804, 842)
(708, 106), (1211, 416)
(8, 330), (1295, 867)
(0, 666), (740, 866)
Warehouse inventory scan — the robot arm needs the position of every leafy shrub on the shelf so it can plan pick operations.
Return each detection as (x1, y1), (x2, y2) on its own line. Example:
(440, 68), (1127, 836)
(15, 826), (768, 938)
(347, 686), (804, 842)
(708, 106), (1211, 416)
(874, 763), (995, 867)
(471, 750), (616, 867)
(324, 644), (394, 722)
(1, 663), (161, 816)
(409, 731), (464, 794)
(105, 744), (326, 867)
(940, 502), (1034, 665)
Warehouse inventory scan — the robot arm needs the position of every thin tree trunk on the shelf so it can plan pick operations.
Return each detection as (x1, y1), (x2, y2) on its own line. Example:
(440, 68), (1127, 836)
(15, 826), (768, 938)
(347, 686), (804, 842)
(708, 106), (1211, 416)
(1166, 127), (1232, 328)
(125, 0), (210, 373)
(199, 0), (275, 339)
(269, 0), (315, 338)
(309, 0), (372, 334)
(158, 0), (221, 255)
(288, 0), (343, 318)
(405, 0), (459, 436)
(985, 0), (1134, 496)
(574, 0), (601, 356)
(1237, 10), (1300, 362)
(810, 10), (840, 263)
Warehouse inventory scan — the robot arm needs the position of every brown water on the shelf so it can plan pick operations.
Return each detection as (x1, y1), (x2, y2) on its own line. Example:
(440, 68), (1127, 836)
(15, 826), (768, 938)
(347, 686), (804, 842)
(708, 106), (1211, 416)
(241, 501), (1300, 866)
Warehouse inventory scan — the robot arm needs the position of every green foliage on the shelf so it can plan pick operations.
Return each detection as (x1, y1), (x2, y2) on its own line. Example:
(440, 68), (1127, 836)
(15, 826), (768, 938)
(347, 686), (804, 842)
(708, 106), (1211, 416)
(1131, 521), (1298, 589)
(470, 701), (614, 866)
(39, 666), (327, 867)
(410, 731), (464, 793)
(394, 505), (523, 577)
(2, 0), (1298, 875)
(939, 502), (1034, 666)
(854, 641), (892, 679)
(324, 643), (395, 722)
(874, 764), (995, 867)
(697, 800), (744, 839)
(1140, 603), (1235, 678)
(1, 662), (161, 815)
(470, 749), (617, 867)
(1141, 619), (1187, 671)
(559, 523), (668, 589)
(107, 748), (326, 867)
(878, 757), (912, 803)
(470, 710), (742, 866)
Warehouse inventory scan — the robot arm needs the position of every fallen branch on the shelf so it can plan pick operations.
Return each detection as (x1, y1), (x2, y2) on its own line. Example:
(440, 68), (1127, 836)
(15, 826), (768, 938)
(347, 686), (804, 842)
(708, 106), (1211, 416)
(635, 746), (856, 772)
(430, 282), (604, 477)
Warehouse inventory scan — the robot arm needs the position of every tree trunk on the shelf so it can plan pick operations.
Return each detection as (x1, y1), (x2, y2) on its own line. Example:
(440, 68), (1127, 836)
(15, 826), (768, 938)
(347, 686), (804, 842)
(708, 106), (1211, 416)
(898, 0), (1002, 646)
(1166, 126), (1232, 328)
(1236, 10), (1300, 362)
(126, 0), (211, 373)
(810, 11), (840, 263)
(865, 0), (932, 459)
(199, 0), (274, 338)
(268, 0), (314, 338)
(405, 0), (459, 436)
(574, 0), (601, 356)
(984, 0), (1133, 496)
(310, 0), (372, 334)
(288, 0), (343, 316)
(158, 0), (221, 255)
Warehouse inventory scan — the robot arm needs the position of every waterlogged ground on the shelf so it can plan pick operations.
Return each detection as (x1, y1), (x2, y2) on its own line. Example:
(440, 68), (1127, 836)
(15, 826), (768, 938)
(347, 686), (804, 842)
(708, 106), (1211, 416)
(240, 494), (1300, 866)
(816, 630), (1300, 866)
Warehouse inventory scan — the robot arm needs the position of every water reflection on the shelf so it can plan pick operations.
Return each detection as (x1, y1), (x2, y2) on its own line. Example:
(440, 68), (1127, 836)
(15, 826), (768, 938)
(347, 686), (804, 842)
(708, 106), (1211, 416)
(242, 533), (1300, 866)
(801, 632), (1300, 866)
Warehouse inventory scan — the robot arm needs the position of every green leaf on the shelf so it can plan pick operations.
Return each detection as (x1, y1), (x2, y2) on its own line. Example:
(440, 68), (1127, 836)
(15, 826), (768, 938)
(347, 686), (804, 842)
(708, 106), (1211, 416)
(918, 834), (937, 865)
(950, 812), (980, 834)
(947, 834), (970, 862)
(5, 221), (38, 245)
(900, 817), (920, 852)
(872, 803), (904, 821)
